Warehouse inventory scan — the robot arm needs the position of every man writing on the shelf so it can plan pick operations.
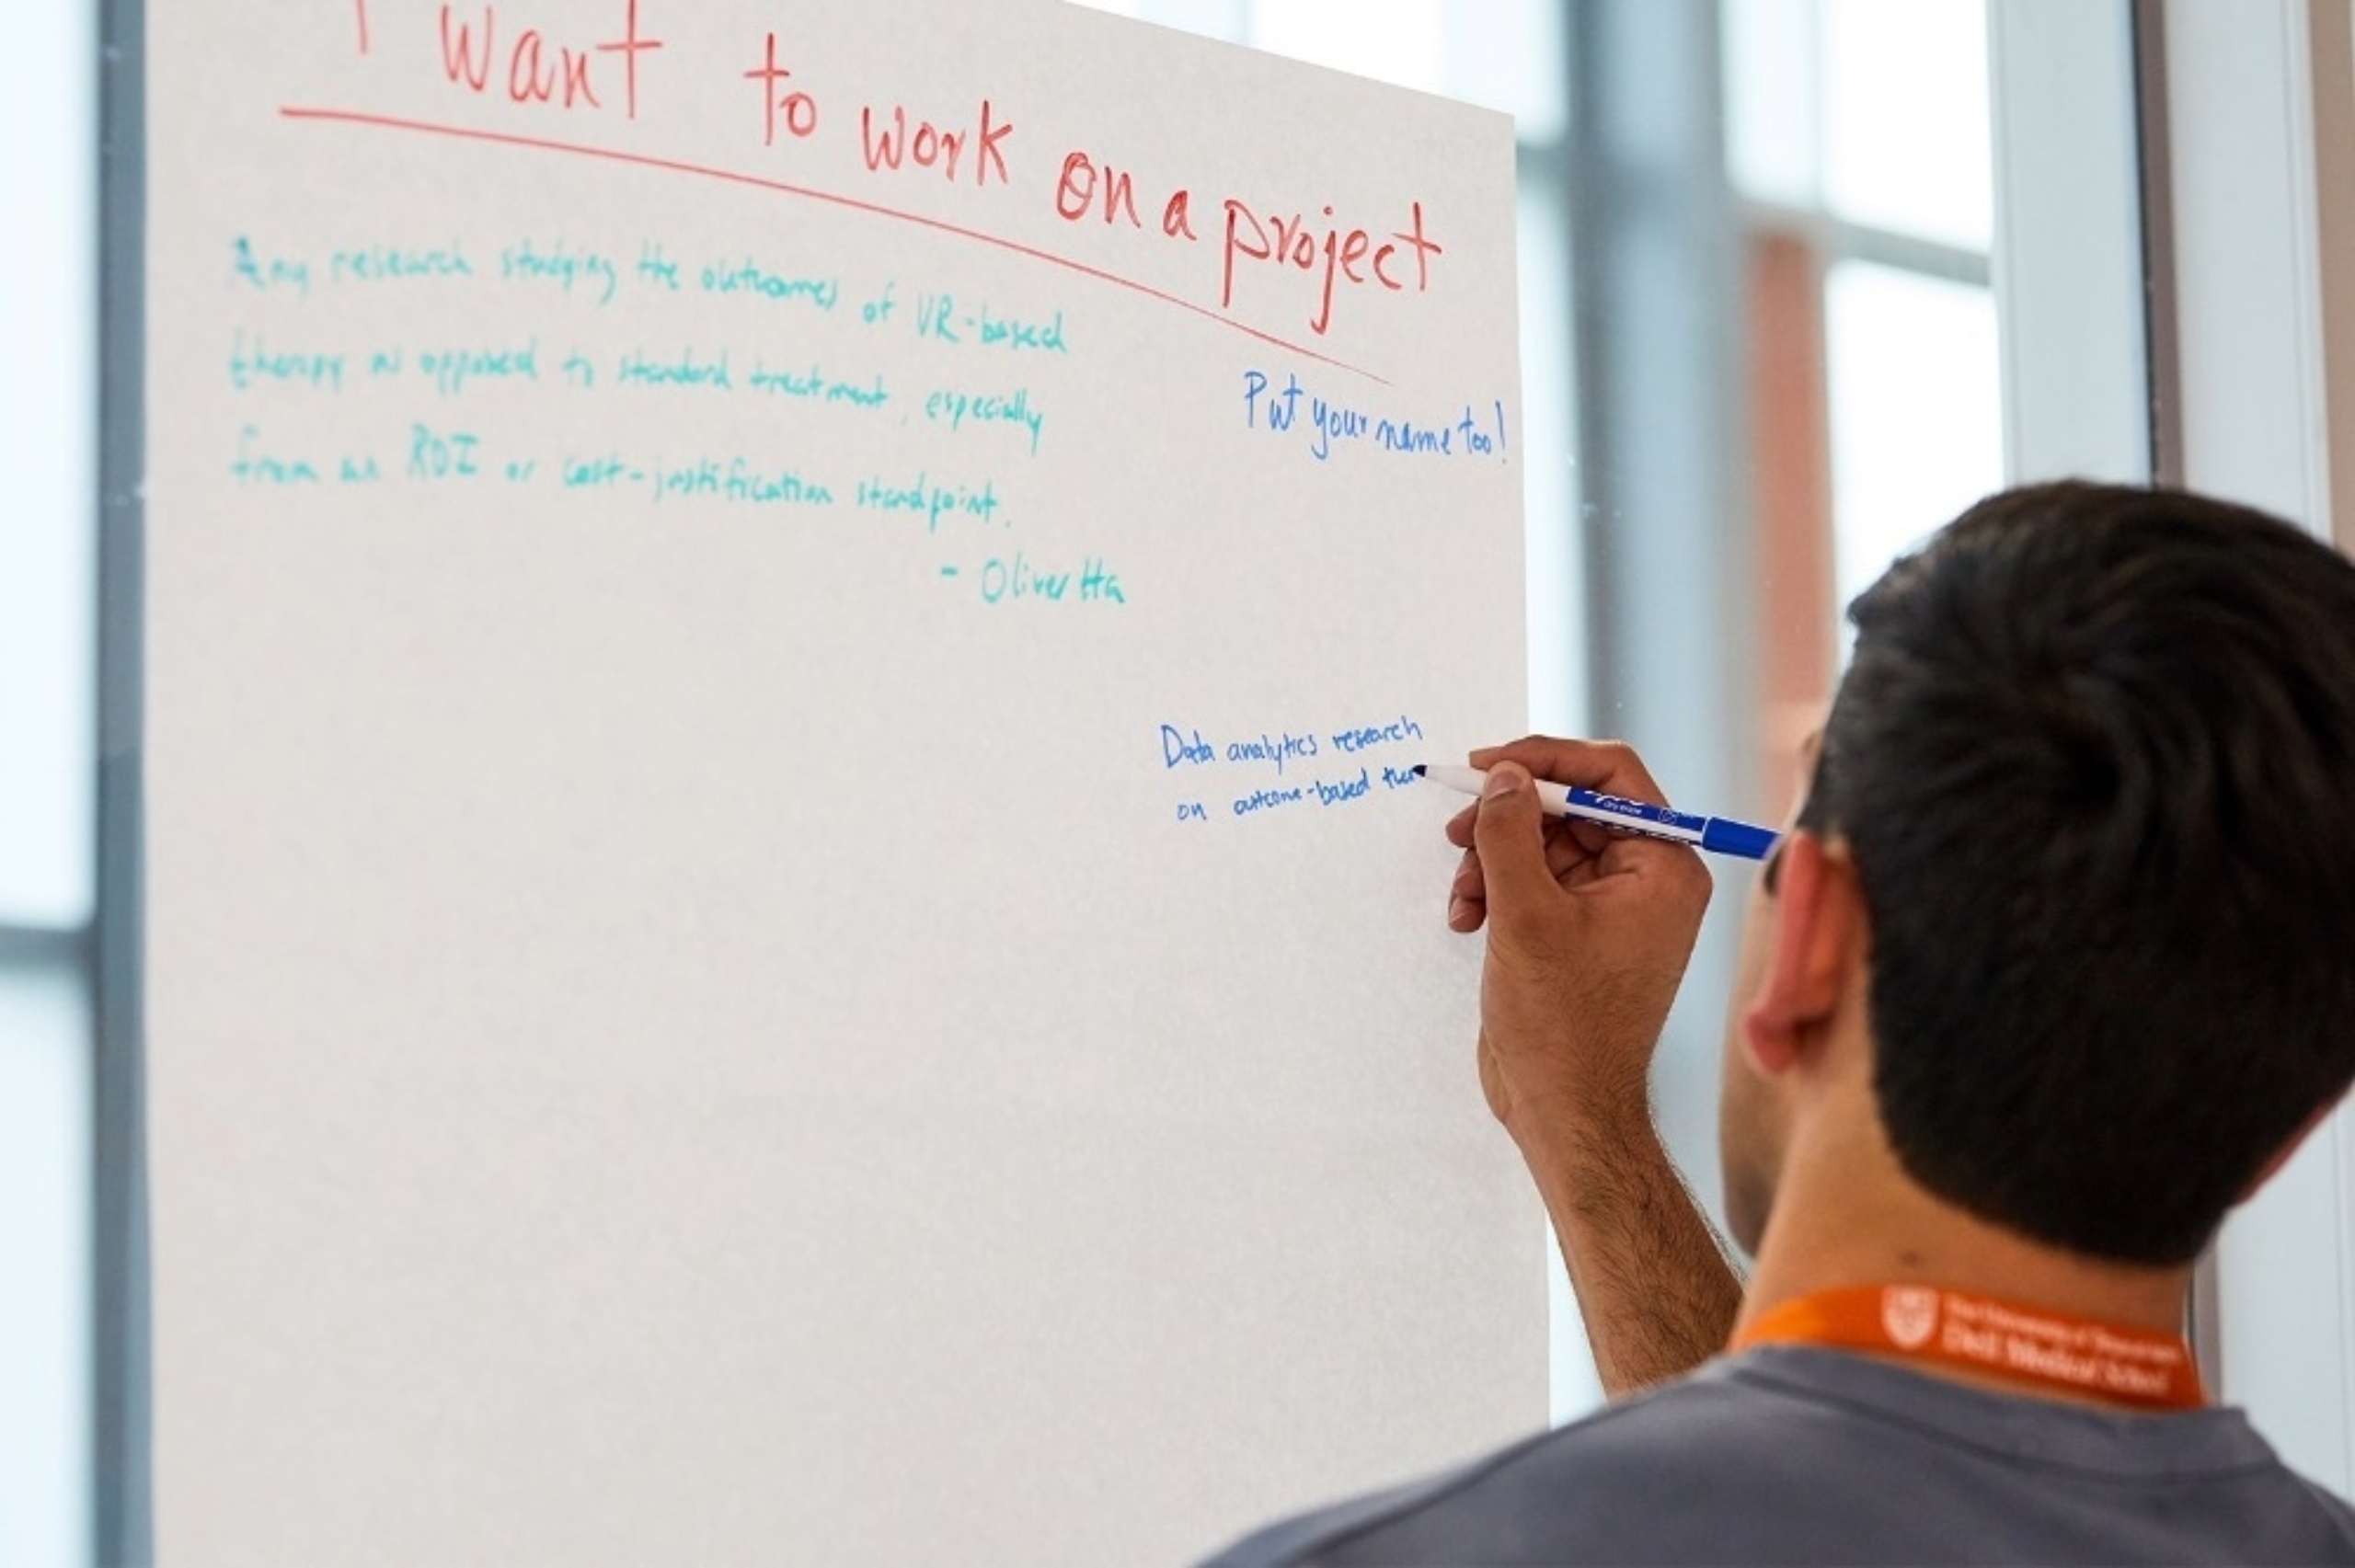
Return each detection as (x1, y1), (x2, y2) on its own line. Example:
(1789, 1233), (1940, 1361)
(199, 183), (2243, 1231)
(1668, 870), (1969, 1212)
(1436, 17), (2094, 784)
(1210, 482), (2355, 1562)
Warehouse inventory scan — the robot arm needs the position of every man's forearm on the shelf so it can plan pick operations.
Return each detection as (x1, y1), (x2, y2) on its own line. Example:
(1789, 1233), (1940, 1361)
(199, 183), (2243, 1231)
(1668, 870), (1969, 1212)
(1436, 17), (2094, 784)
(1517, 1109), (1745, 1398)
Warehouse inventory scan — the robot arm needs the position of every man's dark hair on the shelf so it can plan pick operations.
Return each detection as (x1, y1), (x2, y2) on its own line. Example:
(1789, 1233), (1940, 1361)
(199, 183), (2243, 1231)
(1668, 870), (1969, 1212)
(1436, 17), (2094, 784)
(1798, 481), (2355, 1266)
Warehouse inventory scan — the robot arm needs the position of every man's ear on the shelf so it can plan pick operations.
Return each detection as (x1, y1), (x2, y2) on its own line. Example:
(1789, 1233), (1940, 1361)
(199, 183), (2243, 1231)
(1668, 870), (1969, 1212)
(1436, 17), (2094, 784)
(2237, 1092), (2350, 1203)
(1740, 831), (1864, 1076)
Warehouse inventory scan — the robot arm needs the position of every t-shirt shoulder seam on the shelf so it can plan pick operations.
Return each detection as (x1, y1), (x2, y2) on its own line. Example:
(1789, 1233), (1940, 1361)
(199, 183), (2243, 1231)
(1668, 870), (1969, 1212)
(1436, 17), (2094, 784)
(2286, 1474), (2355, 1551)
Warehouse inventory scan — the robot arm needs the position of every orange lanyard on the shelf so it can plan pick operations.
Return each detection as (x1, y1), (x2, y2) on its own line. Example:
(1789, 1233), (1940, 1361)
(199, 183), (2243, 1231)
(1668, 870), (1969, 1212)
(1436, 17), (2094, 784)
(1729, 1284), (2207, 1412)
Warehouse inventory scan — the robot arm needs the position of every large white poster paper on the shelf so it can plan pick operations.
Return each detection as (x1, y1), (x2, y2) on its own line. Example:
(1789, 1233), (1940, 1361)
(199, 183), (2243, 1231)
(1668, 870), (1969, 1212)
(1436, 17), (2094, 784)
(147, 2), (1534, 1561)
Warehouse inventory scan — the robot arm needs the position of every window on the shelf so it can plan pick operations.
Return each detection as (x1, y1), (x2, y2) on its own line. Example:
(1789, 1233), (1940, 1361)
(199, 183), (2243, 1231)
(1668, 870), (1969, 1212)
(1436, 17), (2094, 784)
(1, 1), (99, 1562)
(1728, 0), (2003, 813)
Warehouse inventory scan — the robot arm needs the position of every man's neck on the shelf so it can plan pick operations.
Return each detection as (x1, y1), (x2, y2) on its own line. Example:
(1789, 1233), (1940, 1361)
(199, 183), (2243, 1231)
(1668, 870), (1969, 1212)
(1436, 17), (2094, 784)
(1734, 1125), (2197, 1404)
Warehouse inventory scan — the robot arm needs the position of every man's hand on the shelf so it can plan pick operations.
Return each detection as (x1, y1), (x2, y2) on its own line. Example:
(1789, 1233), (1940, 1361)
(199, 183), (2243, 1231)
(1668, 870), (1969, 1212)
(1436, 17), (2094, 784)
(1444, 738), (1713, 1154)
(1443, 736), (1742, 1396)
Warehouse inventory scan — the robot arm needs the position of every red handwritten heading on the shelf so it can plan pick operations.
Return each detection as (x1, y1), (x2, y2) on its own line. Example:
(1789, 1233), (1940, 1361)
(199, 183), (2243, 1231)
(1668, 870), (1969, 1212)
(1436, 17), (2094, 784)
(312, 3), (1452, 364)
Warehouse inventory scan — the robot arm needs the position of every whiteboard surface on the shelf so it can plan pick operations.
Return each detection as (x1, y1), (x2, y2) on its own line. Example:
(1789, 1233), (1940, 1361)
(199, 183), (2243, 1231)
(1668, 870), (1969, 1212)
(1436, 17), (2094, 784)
(147, 3), (1534, 1561)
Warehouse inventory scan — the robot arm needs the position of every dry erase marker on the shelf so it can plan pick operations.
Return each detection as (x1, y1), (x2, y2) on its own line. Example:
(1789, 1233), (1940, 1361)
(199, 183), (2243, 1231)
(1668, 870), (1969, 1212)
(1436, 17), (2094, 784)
(1412, 763), (1779, 861)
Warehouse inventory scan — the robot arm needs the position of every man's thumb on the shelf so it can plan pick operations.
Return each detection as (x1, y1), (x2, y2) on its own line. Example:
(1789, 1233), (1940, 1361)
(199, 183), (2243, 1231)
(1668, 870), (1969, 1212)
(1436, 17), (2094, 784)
(1470, 764), (1555, 932)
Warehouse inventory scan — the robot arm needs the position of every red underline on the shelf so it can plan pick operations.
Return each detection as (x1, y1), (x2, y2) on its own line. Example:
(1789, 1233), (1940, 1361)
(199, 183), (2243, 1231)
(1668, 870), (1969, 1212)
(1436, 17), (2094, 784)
(277, 105), (1388, 384)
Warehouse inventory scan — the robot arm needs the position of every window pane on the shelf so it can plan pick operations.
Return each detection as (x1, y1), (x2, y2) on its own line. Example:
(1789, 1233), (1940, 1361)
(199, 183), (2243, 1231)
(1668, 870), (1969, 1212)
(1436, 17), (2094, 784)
(1065, 0), (1249, 41)
(1248, 0), (1449, 94)
(1235, 1), (1565, 140)
(0, 963), (93, 1568)
(1445, 1), (1568, 143)
(1723, 0), (1821, 208)
(1819, 0), (1992, 248)
(1519, 179), (1583, 738)
(1824, 261), (2004, 611)
(0, 0), (96, 928)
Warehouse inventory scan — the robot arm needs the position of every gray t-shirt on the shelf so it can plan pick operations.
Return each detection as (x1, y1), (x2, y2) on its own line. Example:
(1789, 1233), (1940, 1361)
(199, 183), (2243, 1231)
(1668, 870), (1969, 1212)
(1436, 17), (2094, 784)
(1202, 1346), (2355, 1565)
